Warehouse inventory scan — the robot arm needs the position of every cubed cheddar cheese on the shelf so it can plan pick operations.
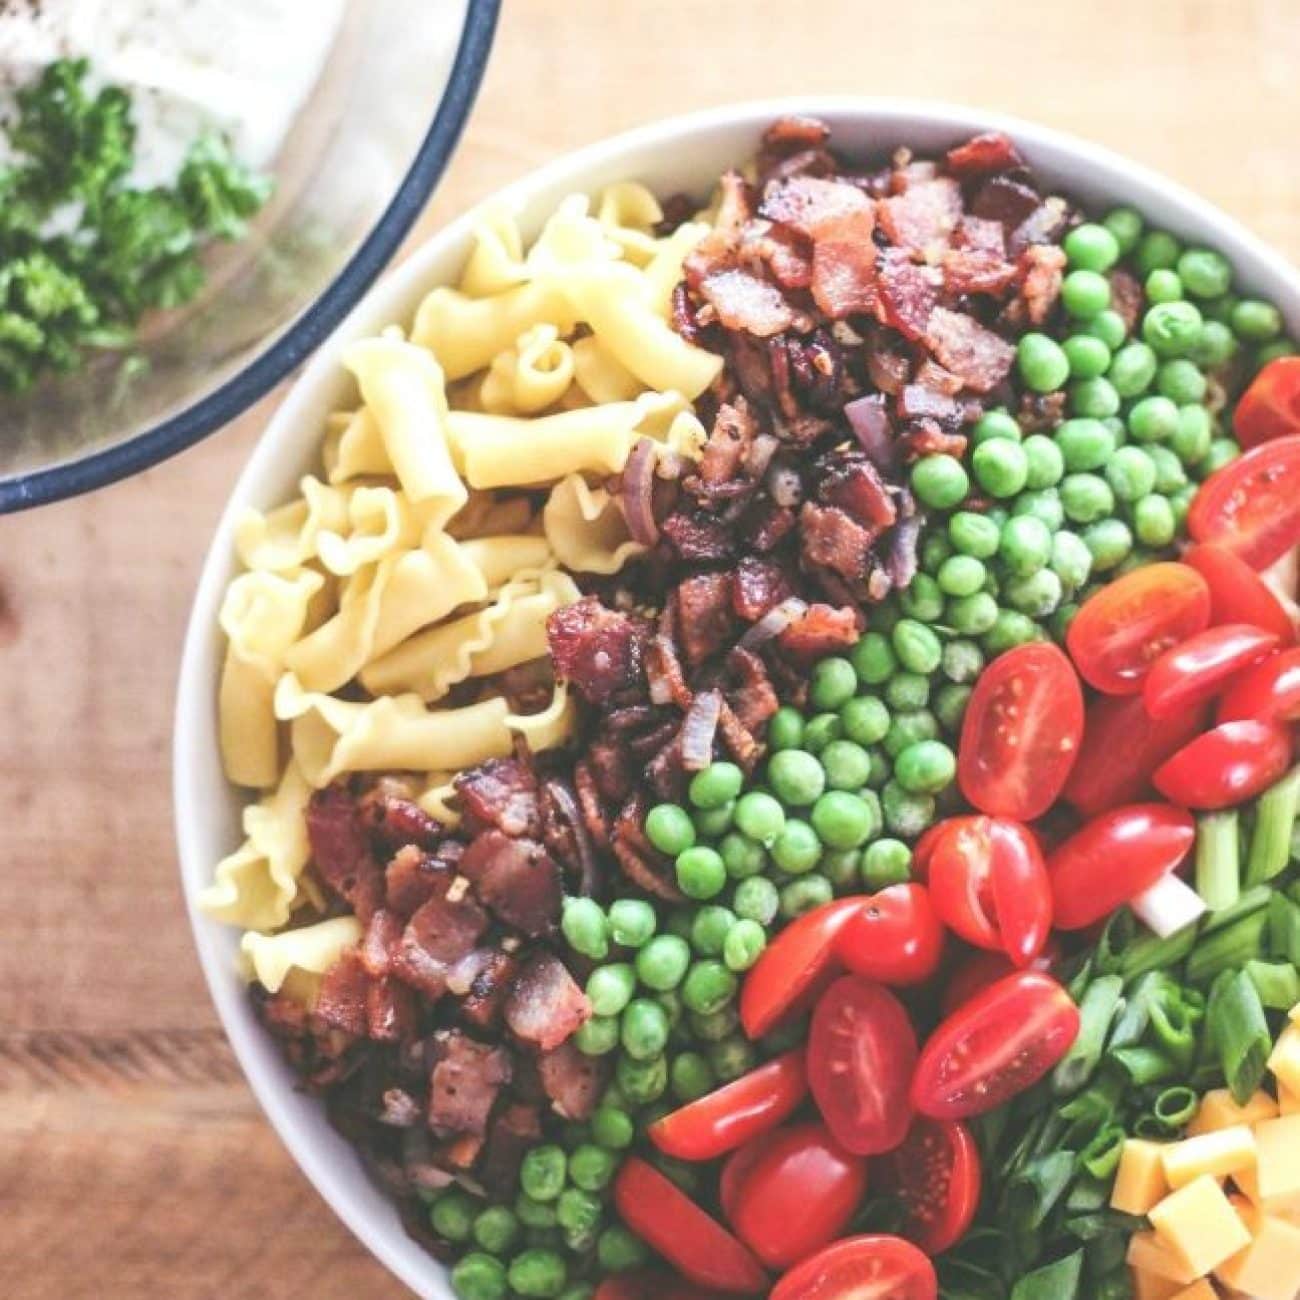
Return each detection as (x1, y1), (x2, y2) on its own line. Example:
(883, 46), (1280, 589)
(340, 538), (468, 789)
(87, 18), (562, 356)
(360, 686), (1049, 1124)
(1149, 1174), (1252, 1276)
(1288, 999), (1300, 1023)
(1112, 1140), (1170, 1215)
(1214, 1199), (1300, 1300)
(1168, 1282), (1217, 1300)
(1129, 1268), (1188, 1300)
(1254, 1114), (1300, 1203)
(1160, 1125), (1256, 1189)
(1268, 1022), (1300, 1096)
(1187, 1087), (1278, 1136)
(1280, 1081), (1300, 1116)
(1127, 1231), (1199, 1285)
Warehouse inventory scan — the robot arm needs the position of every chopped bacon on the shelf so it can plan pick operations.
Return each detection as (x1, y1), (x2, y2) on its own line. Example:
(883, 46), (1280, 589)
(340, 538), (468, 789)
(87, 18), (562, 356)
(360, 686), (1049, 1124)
(1009, 198), (1069, 256)
(378, 1089), (423, 1128)
(537, 1041), (608, 1121)
(877, 252), (939, 341)
(1018, 243), (1067, 326)
(744, 501), (798, 552)
(819, 454), (898, 530)
(899, 383), (961, 427)
(314, 951), (370, 1038)
(454, 758), (540, 839)
(504, 953), (592, 1052)
(612, 793), (682, 900)
(879, 177), (963, 254)
(392, 887), (489, 1000)
(972, 175), (1042, 230)
(480, 1104), (542, 1198)
(945, 132), (1022, 179)
(385, 845), (450, 918)
(900, 423), (969, 459)
(461, 951), (519, 1030)
(586, 735), (635, 803)
(914, 359), (965, 396)
(779, 603), (861, 664)
(675, 572), (737, 666)
(547, 597), (649, 705)
(717, 696), (763, 771)
(360, 908), (403, 978)
(459, 830), (562, 938)
(745, 221), (814, 289)
(925, 306), (1016, 393)
(428, 1030), (512, 1137)
(732, 556), (794, 621)
(761, 175), (870, 238)
(699, 401), (757, 485)
(367, 976), (417, 1043)
(573, 760), (611, 849)
(801, 503), (876, 579)
(1019, 390), (1068, 434)
(954, 213), (1008, 256)
(762, 114), (832, 153)
(811, 212), (878, 318)
(359, 782), (444, 852)
(306, 784), (384, 923)
(698, 268), (796, 337)
(661, 509), (735, 562)
(645, 633), (694, 710)
(943, 247), (1018, 296)
(1109, 268), (1145, 333)
(727, 646), (779, 735)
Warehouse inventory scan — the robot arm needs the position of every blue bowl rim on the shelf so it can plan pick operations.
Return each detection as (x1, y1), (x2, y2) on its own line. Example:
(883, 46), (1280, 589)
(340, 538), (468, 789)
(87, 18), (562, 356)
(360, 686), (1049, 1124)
(0, 0), (502, 515)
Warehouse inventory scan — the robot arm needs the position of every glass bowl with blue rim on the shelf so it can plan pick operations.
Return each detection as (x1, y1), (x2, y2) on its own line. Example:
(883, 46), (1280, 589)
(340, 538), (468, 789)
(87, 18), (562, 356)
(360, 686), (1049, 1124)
(0, 0), (499, 512)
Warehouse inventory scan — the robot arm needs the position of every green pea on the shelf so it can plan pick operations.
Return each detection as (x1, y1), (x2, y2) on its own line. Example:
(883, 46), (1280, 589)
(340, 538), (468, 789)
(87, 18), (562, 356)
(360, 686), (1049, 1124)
(1133, 494), (1177, 548)
(644, 803), (695, 857)
(767, 705), (805, 752)
(733, 875), (779, 926)
(884, 671), (930, 712)
(892, 618), (943, 675)
(811, 791), (876, 849)
(1050, 530), (1093, 592)
(768, 749), (826, 806)
(689, 762), (743, 810)
(1156, 358), (1207, 406)
(1135, 229), (1182, 276)
(509, 1249), (568, 1298)
(772, 817), (823, 873)
(690, 905), (738, 957)
(431, 1190), (478, 1243)
(911, 454), (970, 510)
(728, 792), (780, 848)
(841, 696), (890, 747)
(453, 1253), (509, 1300)
(862, 838), (912, 889)
(899, 572), (945, 622)
(937, 553), (986, 597)
(1063, 332), (1112, 381)
(1086, 307), (1129, 350)
(676, 846), (727, 900)
(821, 739), (873, 791)
(597, 1225), (650, 1274)
(520, 1145), (568, 1202)
(1004, 568), (1063, 617)
(476, 1205), (523, 1257)
(1083, 518), (1134, 572)
(1103, 207), (1144, 255)
(933, 682), (973, 734)
(970, 437), (1029, 498)
(635, 935), (690, 991)
(1062, 268), (1111, 318)
(947, 590), (999, 636)
(608, 899), (657, 949)
(894, 740), (956, 795)
(1144, 268), (1183, 304)
(1148, 445), (1188, 493)
(723, 918), (768, 972)
(562, 897), (609, 961)
(1012, 487), (1065, 532)
(822, 847), (863, 891)
(656, 988), (684, 1031)
(1069, 375), (1122, 420)
(682, 959), (738, 1015)
(802, 712), (843, 754)
(669, 1050), (716, 1102)
(1256, 339), (1300, 367)
(920, 530), (954, 574)
(982, 609), (1040, 656)
(1060, 472), (1115, 524)
(1109, 341), (1158, 397)
(1144, 301), (1203, 357)
(1201, 437), (1241, 476)
(1127, 394), (1179, 443)
(1018, 332), (1070, 392)
(587, 964), (636, 1017)
(1231, 298), (1284, 342)
(941, 637), (984, 685)
(591, 1105), (635, 1150)
(1105, 445), (1157, 502)
(1177, 247), (1232, 299)
(971, 408), (1022, 444)
(709, 1035), (758, 1082)
(880, 779), (937, 838)
(780, 874), (834, 920)
(1171, 403), (1213, 465)
(621, 998), (670, 1060)
(999, 514), (1052, 577)
(884, 708), (939, 758)
(851, 631), (896, 685)
(615, 1052), (668, 1104)
(1191, 319), (1238, 369)
(1169, 483), (1198, 528)
(692, 801), (735, 837)
(1055, 417), (1115, 472)
(515, 1194), (558, 1230)
(810, 656), (858, 711)
(556, 1187), (603, 1239)
(948, 510), (1002, 557)
(1064, 222), (1121, 272)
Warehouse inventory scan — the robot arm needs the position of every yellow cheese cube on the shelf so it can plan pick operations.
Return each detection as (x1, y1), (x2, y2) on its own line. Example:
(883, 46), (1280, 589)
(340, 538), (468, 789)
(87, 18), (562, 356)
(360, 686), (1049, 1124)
(1127, 1232), (1198, 1285)
(1160, 1125), (1256, 1189)
(1130, 1268), (1189, 1300)
(1288, 999), (1300, 1022)
(1215, 1202), (1300, 1300)
(1149, 1175), (1252, 1276)
(1187, 1087), (1279, 1136)
(1113, 1140), (1171, 1215)
(1268, 1023), (1300, 1097)
(1280, 1082), (1300, 1116)
(1254, 1114), (1300, 1203)
(1169, 1282), (1218, 1300)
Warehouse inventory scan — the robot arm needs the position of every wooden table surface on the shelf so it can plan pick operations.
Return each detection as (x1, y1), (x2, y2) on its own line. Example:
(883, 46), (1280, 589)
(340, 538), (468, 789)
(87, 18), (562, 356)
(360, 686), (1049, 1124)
(3, 1), (1299, 1295)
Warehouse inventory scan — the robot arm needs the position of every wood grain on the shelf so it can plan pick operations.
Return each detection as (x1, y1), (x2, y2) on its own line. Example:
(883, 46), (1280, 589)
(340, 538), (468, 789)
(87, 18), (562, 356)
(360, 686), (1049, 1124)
(2, 0), (1298, 1294)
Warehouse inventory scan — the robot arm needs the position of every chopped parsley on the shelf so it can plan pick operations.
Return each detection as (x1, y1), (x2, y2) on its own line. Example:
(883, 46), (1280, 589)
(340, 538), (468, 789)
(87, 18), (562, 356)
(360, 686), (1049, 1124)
(0, 57), (272, 393)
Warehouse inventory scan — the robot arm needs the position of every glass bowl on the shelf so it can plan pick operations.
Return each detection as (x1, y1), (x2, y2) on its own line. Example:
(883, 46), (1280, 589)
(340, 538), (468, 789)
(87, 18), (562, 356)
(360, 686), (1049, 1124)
(0, 0), (500, 513)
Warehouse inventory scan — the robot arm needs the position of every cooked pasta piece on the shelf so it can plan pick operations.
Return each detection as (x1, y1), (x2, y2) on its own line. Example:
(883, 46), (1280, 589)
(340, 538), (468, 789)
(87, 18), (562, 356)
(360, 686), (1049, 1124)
(643, 219), (712, 316)
(571, 334), (644, 404)
(234, 476), (352, 573)
(458, 202), (528, 297)
(322, 408), (392, 484)
(478, 323), (575, 415)
(458, 534), (553, 588)
(543, 473), (644, 574)
(596, 180), (664, 266)
(242, 915), (364, 995)
(315, 484), (443, 577)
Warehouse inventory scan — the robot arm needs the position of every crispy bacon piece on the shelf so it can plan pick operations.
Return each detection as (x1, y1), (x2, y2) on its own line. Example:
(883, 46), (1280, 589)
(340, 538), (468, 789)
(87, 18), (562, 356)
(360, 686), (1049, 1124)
(925, 306), (1016, 394)
(459, 830), (562, 938)
(367, 977), (417, 1043)
(537, 1042), (608, 1121)
(877, 252), (939, 341)
(699, 401), (758, 485)
(314, 950), (370, 1038)
(645, 633), (694, 710)
(811, 215), (878, 318)
(661, 509), (735, 562)
(454, 758), (540, 839)
(761, 175), (869, 237)
(745, 501), (798, 553)
(819, 454), (898, 530)
(1017, 243), (1067, 326)
(573, 760), (611, 849)
(954, 213), (1007, 256)
(359, 782), (443, 852)
(732, 556), (793, 621)
(717, 696), (762, 771)
(675, 572), (737, 666)
(943, 247), (1018, 296)
(547, 596), (649, 705)
(504, 953), (592, 1052)
(879, 177), (962, 254)
(745, 222), (814, 289)
(762, 114), (832, 153)
(727, 646), (780, 735)
(428, 1030), (512, 1137)
(698, 268), (797, 337)
(900, 423), (969, 459)
(392, 887), (489, 1000)
(306, 784), (384, 922)
(612, 793), (682, 900)
(899, 382), (961, 426)
(945, 132), (1022, 179)
(385, 845), (449, 918)
(360, 908), (403, 978)
(1109, 268), (1145, 333)
(480, 1104), (542, 1198)
(972, 175), (1042, 230)
(779, 603), (861, 664)
(461, 951), (519, 1031)
(800, 502), (876, 579)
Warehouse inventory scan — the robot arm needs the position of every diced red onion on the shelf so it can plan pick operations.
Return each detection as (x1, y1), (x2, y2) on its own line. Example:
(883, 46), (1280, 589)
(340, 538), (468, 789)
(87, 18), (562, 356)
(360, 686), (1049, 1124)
(766, 460), (803, 508)
(744, 433), (781, 480)
(845, 394), (894, 472)
(886, 514), (921, 590)
(621, 437), (659, 545)
(544, 778), (600, 897)
(680, 688), (722, 771)
(738, 596), (809, 650)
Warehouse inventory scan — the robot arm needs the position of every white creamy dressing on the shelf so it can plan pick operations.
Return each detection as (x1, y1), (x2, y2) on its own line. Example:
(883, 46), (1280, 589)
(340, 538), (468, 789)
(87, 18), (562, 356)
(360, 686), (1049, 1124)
(0, 0), (345, 187)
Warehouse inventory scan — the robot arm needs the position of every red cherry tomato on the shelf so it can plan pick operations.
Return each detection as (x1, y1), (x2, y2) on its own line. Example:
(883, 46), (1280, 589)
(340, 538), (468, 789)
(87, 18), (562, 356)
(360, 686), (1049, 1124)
(941, 943), (1060, 1017)
(875, 1117), (981, 1254)
(927, 816), (1052, 965)
(739, 897), (863, 1040)
(612, 1158), (768, 1295)
(910, 816), (978, 882)
(1067, 562), (1212, 694)
(649, 1051), (808, 1161)
(957, 642), (1084, 819)
(1063, 691), (1210, 817)
(729, 1122), (869, 1270)
(834, 883), (946, 986)
(1219, 646), (1300, 724)
(1234, 357), (1300, 449)
(1188, 435), (1300, 570)
(808, 975), (917, 1155)
(770, 1235), (937, 1300)
(1048, 803), (1195, 929)
(1142, 623), (1280, 719)
(1184, 543), (1296, 645)
(1152, 719), (1293, 810)
(910, 971), (1080, 1120)
(719, 1133), (777, 1225)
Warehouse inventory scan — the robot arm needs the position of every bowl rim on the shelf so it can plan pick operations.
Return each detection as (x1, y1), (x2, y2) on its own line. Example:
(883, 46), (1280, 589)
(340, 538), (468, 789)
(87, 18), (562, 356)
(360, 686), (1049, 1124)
(175, 95), (1300, 1298)
(0, 0), (501, 515)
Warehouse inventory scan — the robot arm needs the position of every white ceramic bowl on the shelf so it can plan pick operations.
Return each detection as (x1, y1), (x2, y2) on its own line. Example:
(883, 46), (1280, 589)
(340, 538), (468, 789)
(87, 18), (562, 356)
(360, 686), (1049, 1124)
(175, 98), (1300, 1298)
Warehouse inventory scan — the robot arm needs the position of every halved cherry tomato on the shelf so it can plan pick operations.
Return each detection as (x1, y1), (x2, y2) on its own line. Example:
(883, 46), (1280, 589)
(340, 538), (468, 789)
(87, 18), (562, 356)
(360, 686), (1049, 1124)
(1067, 562), (1212, 694)
(1234, 357), (1300, 449)
(729, 1122), (868, 1270)
(612, 1158), (768, 1294)
(927, 816), (1051, 965)
(720, 1133), (777, 1225)
(910, 971), (1080, 1119)
(1219, 646), (1300, 724)
(1184, 543), (1297, 644)
(649, 1051), (807, 1161)
(770, 1235), (937, 1300)
(739, 897), (863, 1039)
(940, 942), (1061, 1017)
(957, 642), (1084, 819)
(910, 816), (978, 882)
(1141, 623), (1279, 719)
(835, 883), (946, 986)
(875, 1117), (981, 1255)
(1062, 691), (1210, 816)
(1048, 803), (1195, 929)
(808, 975), (916, 1155)
(1152, 719), (1293, 810)
(1188, 434), (1300, 570)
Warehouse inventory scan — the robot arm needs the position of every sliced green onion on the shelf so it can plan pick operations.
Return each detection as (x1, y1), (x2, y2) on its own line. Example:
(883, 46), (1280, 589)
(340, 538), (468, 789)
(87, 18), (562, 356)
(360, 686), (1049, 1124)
(1196, 809), (1240, 910)
(1202, 883), (1272, 933)
(1245, 958), (1300, 1011)
(1107, 972), (1162, 1050)
(1079, 1124), (1126, 1179)
(1129, 873), (1206, 939)
(1064, 1174), (1110, 1214)
(1004, 1151), (1076, 1232)
(1185, 906), (1270, 985)
(1211, 968), (1272, 1104)
(1153, 1085), (1199, 1129)
(1148, 986), (1200, 1070)
(1059, 1074), (1124, 1148)
(1082, 1224), (1130, 1278)
(1052, 975), (1123, 1096)
(1118, 923), (1199, 983)
(1246, 765), (1300, 887)
(1268, 891), (1300, 966)
(1110, 1046), (1177, 1086)
(1009, 1249), (1083, 1300)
